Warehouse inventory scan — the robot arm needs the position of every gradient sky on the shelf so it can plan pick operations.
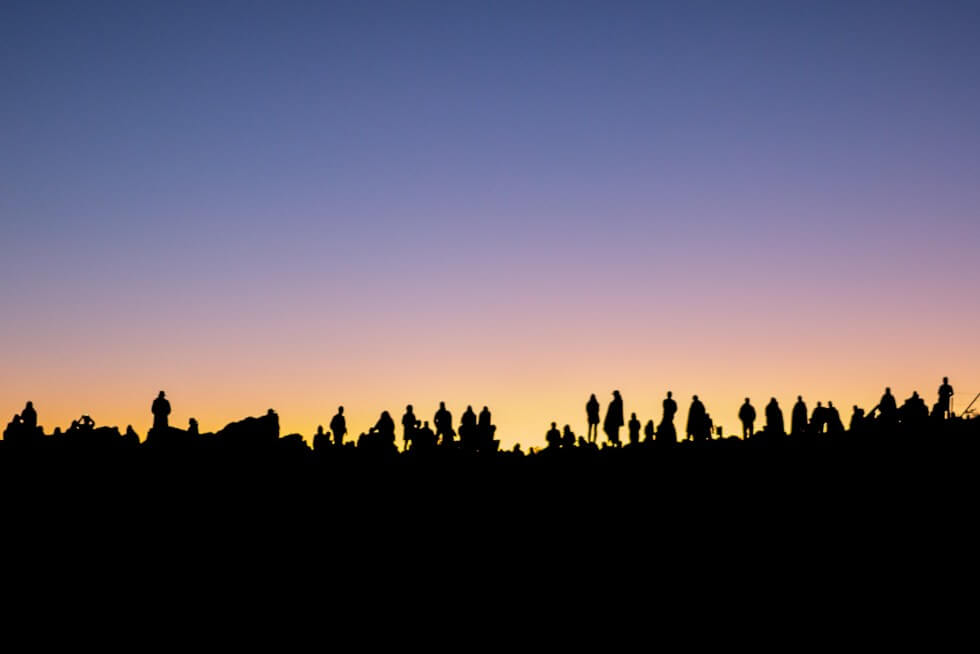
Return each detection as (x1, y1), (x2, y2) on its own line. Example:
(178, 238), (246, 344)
(2, 1), (979, 447)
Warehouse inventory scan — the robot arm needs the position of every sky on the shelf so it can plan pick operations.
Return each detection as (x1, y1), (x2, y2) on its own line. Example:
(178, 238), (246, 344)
(2, 1), (979, 448)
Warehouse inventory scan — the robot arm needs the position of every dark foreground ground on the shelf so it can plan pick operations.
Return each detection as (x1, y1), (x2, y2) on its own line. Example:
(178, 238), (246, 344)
(2, 424), (976, 642)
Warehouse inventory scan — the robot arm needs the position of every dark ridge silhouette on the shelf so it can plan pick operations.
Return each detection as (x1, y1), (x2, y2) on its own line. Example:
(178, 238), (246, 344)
(4, 380), (976, 602)
(4, 379), (973, 471)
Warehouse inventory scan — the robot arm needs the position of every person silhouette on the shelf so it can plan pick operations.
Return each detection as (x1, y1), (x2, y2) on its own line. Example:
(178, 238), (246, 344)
(434, 401), (453, 444)
(644, 419), (655, 443)
(900, 391), (928, 425)
(460, 405), (477, 449)
(765, 398), (784, 436)
(188, 417), (199, 437)
(627, 412), (641, 445)
(151, 391), (171, 431)
(586, 394), (600, 443)
(330, 406), (347, 446)
(372, 411), (395, 444)
(791, 396), (808, 436)
(687, 395), (706, 442)
(938, 377), (954, 419)
(478, 406), (493, 449)
(826, 402), (843, 434)
(811, 402), (826, 434)
(878, 387), (898, 427)
(561, 425), (575, 448)
(20, 402), (37, 432)
(546, 422), (561, 449)
(603, 391), (624, 446)
(738, 398), (756, 439)
(849, 406), (866, 433)
(658, 391), (678, 443)
(416, 420), (436, 450)
(401, 405), (417, 452)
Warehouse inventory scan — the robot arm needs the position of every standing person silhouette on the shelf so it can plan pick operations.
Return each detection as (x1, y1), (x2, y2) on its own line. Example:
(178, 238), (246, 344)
(938, 377), (954, 419)
(603, 391), (624, 446)
(687, 395), (706, 442)
(658, 391), (678, 443)
(586, 394), (600, 443)
(329, 406), (347, 446)
(478, 406), (493, 450)
(810, 402), (827, 435)
(401, 404), (417, 451)
(738, 398), (756, 439)
(151, 391), (171, 431)
(791, 396), (808, 436)
(826, 401), (844, 434)
(434, 401), (453, 445)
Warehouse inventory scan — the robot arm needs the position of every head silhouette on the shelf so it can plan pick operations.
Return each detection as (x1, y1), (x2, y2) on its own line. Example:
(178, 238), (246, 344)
(551, 422), (557, 428)
(406, 404), (413, 411)
(158, 391), (166, 398)
(613, 390), (621, 398)
(693, 395), (699, 401)
(338, 406), (344, 414)
(943, 376), (949, 383)
(25, 401), (33, 409)
(885, 387), (892, 394)
(828, 401), (834, 408)
(667, 391), (672, 399)
(797, 395), (802, 401)
(744, 398), (750, 403)
(440, 401), (446, 409)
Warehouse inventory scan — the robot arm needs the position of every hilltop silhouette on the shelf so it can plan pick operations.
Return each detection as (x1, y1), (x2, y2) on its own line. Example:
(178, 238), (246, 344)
(3, 378), (976, 471)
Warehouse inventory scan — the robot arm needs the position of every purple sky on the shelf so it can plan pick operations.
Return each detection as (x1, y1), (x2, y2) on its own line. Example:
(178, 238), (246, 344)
(2, 1), (979, 443)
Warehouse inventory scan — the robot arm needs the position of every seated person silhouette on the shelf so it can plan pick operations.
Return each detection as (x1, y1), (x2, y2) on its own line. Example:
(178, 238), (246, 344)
(765, 398), (784, 435)
(627, 412), (641, 445)
(20, 401), (37, 432)
(546, 422), (561, 449)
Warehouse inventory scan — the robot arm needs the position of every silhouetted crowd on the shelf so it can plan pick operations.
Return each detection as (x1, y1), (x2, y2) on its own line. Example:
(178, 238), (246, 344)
(2, 377), (974, 459)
